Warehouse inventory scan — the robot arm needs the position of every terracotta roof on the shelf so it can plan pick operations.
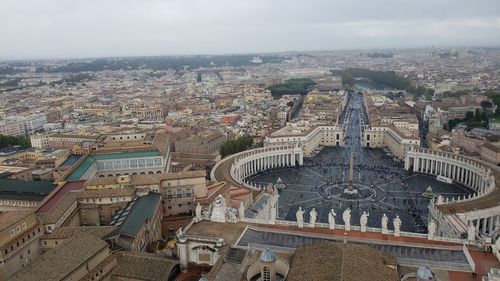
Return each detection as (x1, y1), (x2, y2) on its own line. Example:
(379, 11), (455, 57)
(9, 231), (108, 281)
(38, 191), (78, 224)
(129, 174), (161, 185)
(0, 211), (33, 232)
(287, 242), (398, 281)
(112, 251), (179, 281)
(41, 226), (116, 240)
(160, 170), (206, 180)
(77, 187), (136, 199)
(84, 176), (118, 186)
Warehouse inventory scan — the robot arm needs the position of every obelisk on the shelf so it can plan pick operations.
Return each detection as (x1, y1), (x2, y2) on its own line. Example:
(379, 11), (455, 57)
(348, 150), (354, 191)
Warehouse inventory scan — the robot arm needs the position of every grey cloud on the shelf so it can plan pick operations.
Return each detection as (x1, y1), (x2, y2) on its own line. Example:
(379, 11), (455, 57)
(1, 0), (499, 59)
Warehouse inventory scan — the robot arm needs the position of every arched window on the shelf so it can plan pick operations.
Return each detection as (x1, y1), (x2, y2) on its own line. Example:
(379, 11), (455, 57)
(263, 266), (271, 281)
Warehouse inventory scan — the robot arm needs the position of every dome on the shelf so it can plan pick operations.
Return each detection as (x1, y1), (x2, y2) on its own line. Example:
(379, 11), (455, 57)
(260, 248), (277, 263)
(416, 266), (435, 281)
(198, 276), (208, 281)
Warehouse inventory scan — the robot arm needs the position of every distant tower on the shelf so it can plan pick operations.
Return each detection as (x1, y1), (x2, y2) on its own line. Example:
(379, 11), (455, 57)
(416, 266), (436, 281)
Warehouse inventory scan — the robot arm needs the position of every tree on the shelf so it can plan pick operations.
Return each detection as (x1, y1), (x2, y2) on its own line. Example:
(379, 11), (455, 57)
(0, 135), (31, 149)
(474, 109), (481, 121)
(481, 100), (493, 110)
(465, 111), (474, 120)
(219, 135), (254, 157)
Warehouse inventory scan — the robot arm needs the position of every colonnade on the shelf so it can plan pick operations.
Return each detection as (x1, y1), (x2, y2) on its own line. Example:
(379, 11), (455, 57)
(469, 215), (500, 236)
(230, 146), (304, 189)
(405, 148), (492, 195)
(407, 147), (498, 237)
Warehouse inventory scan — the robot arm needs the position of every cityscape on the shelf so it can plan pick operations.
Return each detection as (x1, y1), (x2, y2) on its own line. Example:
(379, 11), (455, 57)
(1, 1), (500, 281)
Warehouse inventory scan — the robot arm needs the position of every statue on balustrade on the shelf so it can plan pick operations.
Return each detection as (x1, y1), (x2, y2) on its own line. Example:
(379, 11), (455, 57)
(210, 194), (227, 223)
(381, 213), (388, 234)
(360, 211), (369, 232)
(195, 203), (202, 222)
(343, 208), (351, 231)
(238, 202), (245, 220)
(296, 206), (305, 228)
(309, 208), (318, 228)
(328, 209), (337, 230)
(393, 215), (402, 237)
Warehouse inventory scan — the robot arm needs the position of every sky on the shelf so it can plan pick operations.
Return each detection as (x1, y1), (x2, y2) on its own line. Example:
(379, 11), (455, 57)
(1, 0), (500, 59)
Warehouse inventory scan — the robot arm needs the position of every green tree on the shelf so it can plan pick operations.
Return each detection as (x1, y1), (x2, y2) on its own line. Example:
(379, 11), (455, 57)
(481, 100), (493, 110)
(0, 135), (31, 149)
(219, 135), (254, 157)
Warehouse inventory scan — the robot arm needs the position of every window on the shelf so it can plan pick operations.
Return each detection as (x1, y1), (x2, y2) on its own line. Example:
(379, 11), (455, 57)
(263, 266), (271, 281)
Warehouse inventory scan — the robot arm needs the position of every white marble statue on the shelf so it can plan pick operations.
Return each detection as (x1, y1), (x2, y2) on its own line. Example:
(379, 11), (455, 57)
(309, 208), (318, 228)
(238, 202), (245, 220)
(227, 208), (238, 223)
(427, 219), (436, 240)
(467, 224), (476, 241)
(296, 207), (305, 228)
(328, 209), (337, 230)
(381, 213), (389, 234)
(210, 194), (227, 223)
(195, 203), (202, 221)
(393, 215), (402, 237)
(360, 211), (369, 232)
(343, 208), (351, 231)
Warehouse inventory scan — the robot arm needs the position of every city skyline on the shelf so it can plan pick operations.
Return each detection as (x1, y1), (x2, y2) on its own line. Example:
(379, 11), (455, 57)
(1, 0), (500, 59)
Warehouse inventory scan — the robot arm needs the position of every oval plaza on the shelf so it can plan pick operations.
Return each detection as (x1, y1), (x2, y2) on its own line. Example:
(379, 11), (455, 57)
(212, 92), (499, 240)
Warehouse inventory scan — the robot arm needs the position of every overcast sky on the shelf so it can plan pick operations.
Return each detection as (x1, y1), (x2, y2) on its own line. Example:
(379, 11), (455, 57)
(1, 0), (500, 59)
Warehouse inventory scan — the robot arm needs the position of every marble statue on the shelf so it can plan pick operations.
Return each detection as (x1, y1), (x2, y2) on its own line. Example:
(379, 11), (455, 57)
(467, 224), (476, 241)
(227, 208), (238, 223)
(393, 215), (402, 237)
(427, 219), (436, 240)
(309, 208), (318, 228)
(381, 213), (389, 234)
(210, 194), (227, 223)
(328, 209), (337, 230)
(195, 203), (202, 221)
(343, 208), (351, 231)
(360, 211), (369, 232)
(238, 202), (245, 220)
(296, 207), (305, 228)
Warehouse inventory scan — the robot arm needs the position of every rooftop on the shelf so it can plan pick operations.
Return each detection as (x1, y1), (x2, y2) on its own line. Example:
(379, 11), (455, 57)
(112, 251), (179, 281)
(287, 242), (398, 281)
(109, 192), (161, 237)
(0, 178), (55, 201)
(66, 150), (161, 181)
(0, 211), (33, 232)
(37, 180), (84, 213)
(9, 232), (108, 281)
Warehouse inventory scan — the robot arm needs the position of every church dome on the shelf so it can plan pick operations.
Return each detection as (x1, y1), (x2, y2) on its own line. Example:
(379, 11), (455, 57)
(416, 266), (435, 281)
(260, 248), (277, 263)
